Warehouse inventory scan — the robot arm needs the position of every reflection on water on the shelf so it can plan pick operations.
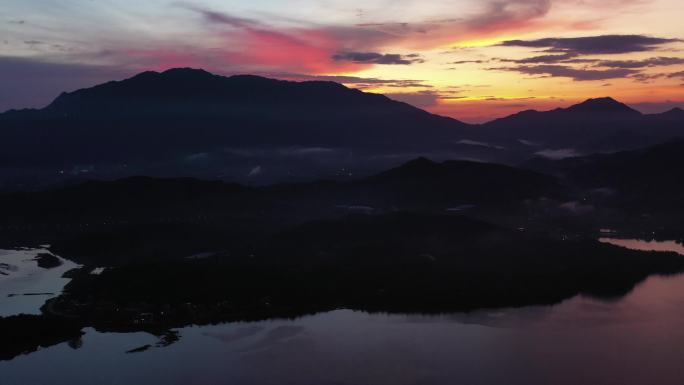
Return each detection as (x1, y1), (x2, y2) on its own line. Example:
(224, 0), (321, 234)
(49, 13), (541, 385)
(3, 272), (684, 385)
(599, 238), (684, 255)
(0, 248), (80, 316)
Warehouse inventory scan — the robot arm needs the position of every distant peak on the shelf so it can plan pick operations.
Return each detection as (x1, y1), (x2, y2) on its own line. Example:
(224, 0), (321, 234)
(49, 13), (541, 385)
(657, 107), (684, 118)
(576, 97), (621, 107)
(567, 97), (641, 115)
(589, 96), (619, 103)
(159, 67), (215, 78)
(162, 67), (205, 74)
(567, 97), (640, 115)
(122, 68), (218, 84)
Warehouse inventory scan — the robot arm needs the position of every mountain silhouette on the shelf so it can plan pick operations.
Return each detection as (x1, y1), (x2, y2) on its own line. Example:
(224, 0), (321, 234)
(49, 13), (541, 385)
(1, 67), (467, 159)
(525, 139), (684, 214)
(366, 156), (559, 201)
(564, 97), (641, 117)
(0, 154), (566, 267)
(477, 96), (682, 154)
(0, 68), (477, 188)
(653, 107), (684, 121)
(0, 68), (680, 189)
(0, 157), (559, 231)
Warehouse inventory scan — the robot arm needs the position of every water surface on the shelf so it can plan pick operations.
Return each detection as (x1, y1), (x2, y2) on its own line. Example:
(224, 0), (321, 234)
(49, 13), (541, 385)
(4, 242), (684, 385)
(3, 272), (684, 385)
(0, 248), (79, 316)
(599, 238), (684, 255)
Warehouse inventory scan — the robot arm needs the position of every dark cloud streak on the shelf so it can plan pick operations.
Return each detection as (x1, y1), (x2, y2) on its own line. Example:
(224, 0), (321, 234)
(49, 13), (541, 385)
(499, 35), (681, 55)
(332, 52), (424, 65)
(269, 73), (432, 88)
(492, 35), (684, 82)
(450, 60), (487, 64)
(597, 57), (684, 69)
(491, 64), (638, 81)
(497, 52), (580, 64)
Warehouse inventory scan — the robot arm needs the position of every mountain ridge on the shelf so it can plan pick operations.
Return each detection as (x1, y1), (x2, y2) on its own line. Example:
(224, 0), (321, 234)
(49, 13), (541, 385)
(0, 67), (681, 189)
(0, 68), (474, 187)
(3, 68), (672, 123)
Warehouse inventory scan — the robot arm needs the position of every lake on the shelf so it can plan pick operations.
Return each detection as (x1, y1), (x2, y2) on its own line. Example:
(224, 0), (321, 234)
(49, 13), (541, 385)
(3, 243), (684, 385)
(599, 237), (684, 255)
(0, 247), (79, 317)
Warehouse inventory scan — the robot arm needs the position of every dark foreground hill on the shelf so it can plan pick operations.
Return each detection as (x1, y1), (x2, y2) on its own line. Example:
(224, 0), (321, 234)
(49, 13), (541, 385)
(522, 139), (684, 237)
(526, 139), (684, 210)
(0, 157), (560, 264)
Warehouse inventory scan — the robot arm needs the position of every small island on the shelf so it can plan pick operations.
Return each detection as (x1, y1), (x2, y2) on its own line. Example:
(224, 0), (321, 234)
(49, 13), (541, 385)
(34, 253), (62, 269)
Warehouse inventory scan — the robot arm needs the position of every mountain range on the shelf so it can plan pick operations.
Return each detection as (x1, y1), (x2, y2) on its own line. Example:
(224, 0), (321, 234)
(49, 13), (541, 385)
(527, 139), (684, 212)
(0, 67), (681, 189)
(2, 71), (684, 345)
(0, 156), (559, 265)
(477, 97), (684, 153)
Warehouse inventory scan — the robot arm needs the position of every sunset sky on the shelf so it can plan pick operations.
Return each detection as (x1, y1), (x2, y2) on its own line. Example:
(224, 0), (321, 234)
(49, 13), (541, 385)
(1, 0), (683, 122)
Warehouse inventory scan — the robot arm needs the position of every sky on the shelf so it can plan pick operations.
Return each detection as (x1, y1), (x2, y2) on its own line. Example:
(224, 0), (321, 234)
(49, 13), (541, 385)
(1, 0), (683, 122)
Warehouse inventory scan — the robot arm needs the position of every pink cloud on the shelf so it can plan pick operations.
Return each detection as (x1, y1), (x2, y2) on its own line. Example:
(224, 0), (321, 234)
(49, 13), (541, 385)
(179, 1), (558, 73)
(179, 5), (377, 74)
(221, 28), (370, 74)
(110, 1), (638, 76)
